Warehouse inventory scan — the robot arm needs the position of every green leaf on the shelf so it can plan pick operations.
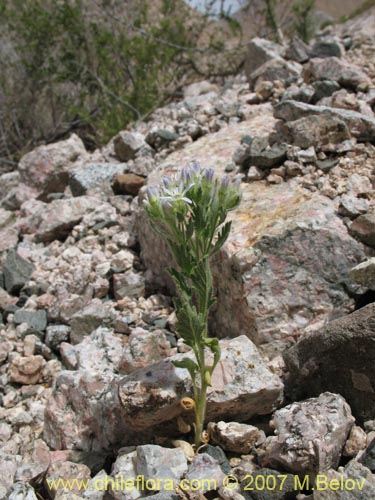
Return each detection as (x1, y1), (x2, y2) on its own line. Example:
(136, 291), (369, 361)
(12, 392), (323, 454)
(204, 337), (221, 372)
(172, 358), (199, 381)
(209, 221), (231, 256)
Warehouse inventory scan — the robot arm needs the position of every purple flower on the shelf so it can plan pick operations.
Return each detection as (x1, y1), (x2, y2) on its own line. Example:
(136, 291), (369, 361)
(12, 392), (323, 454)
(203, 168), (214, 182)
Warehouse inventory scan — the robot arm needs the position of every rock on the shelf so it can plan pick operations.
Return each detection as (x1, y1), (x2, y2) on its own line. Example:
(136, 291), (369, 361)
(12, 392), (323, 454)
(247, 137), (288, 169)
(349, 213), (375, 248)
(248, 59), (302, 89)
(284, 303), (375, 422)
(146, 129), (179, 149)
(0, 453), (22, 499)
(244, 38), (284, 78)
(120, 327), (172, 374)
(114, 131), (146, 161)
(45, 460), (91, 499)
(281, 84), (315, 103)
(3, 249), (35, 295)
(7, 482), (39, 500)
(311, 38), (345, 58)
(338, 195), (369, 219)
(240, 469), (295, 500)
(35, 196), (98, 243)
(73, 327), (123, 373)
(274, 100), (375, 142)
(279, 114), (350, 149)
(113, 271), (145, 300)
(360, 438), (375, 472)
(45, 325), (71, 351)
(304, 57), (371, 89)
(259, 392), (354, 475)
(312, 80), (341, 103)
(13, 309), (47, 335)
(350, 258), (375, 290)
(285, 37), (310, 63)
(185, 454), (225, 492)
(18, 134), (87, 199)
(343, 425), (367, 457)
(110, 449), (139, 500)
(208, 421), (265, 454)
(70, 163), (126, 196)
(8, 355), (46, 385)
(70, 300), (114, 345)
(0, 225), (19, 253)
(314, 461), (375, 500)
(112, 173), (145, 196)
(119, 335), (283, 431)
(246, 166), (264, 181)
(184, 80), (220, 98)
(82, 469), (110, 499)
(136, 445), (188, 488)
(0, 288), (17, 311)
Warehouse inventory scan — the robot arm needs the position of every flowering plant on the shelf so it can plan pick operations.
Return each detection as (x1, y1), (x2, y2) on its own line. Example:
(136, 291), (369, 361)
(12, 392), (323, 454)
(144, 162), (241, 448)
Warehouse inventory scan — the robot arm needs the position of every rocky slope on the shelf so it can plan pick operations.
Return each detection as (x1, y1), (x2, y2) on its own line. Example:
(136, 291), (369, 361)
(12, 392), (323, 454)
(0, 11), (375, 500)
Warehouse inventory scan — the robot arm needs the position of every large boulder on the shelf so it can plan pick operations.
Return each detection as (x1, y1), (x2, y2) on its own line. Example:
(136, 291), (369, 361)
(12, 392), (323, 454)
(303, 57), (371, 89)
(259, 392), (354, 475)
(274, 100), (375, 142)
(137, 115), (365, 344)
(244, 38), (284, 78)
(44, 335), (283, 454)
(284, 303), (375, 422)
(17, 134), (87, 199)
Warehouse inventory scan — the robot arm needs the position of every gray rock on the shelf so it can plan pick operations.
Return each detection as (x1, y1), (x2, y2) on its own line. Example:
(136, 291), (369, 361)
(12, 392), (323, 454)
(35, 196), (98, 243)
(7, 482), (39, 500)
(136, 445), (188, 488)
(281, 84), (315, 103)
(285, 37), (310, 63)
(110, 450), (139, 500)
(274, 100), (375, 142)
(350, 258), (375, 290)
(119, 335), (283, 430)
(45, 325), (71, 351)
(338, 195), (369, 219)
(284, 303), (375, 422)
(113, 271), (145, 300)
(82, 469), (110, 499)
(0, 453), (22, 499)
(240, 469), (295, 500)
(244, 38), (284, 78)
(114, 131), (146, 162)
(314, 461), (375, 500)
(208, 421), (265, 454)
(185, 454), (225, 492)
(304, 57), (371, 89)
(248, 59), (302, 89)
(311, 38), (345, 58)
(17, 134), (87, 199)
(13, 309), (47, 334)
(360, 438), (375, 472)
(349, 213), (375, 248)
(248, 138), (288, 169)
(70, 300), (115, 345)
(312, 80), (341, 103)
(3, 249), (35, 295)
(146, 129), (179, 149)
(279, 114), (350, 149)
(120, 327), (172, 374)
(259, 392), (354, 475)
(44, 460), (91, 499)
(73, 327), (123, 373)
(70, 163), (126, 196)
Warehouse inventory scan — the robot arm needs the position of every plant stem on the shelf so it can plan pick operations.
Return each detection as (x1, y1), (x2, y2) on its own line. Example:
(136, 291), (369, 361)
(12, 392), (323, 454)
(194, 373), (208, 448)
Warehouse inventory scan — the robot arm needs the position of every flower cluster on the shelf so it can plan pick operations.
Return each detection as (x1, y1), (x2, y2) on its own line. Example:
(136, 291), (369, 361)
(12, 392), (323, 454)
(143, 162), (241, 449)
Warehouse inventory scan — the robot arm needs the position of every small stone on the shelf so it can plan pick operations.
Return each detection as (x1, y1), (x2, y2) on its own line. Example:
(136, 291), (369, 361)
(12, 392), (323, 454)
(185, 454), (225, 492)
(359, 438), (375, 472)
(246, 166), (264, 181)
(208, 421), (265, 454)
(311, 39), (344, 59)
(343, 425), (367, 457)
(114, 131), (146, 162)
(70, 163), (125, 196)
(312, 80), (341, 103)
(297, 146), (317, 163)
(13, 310), (47, 335)
(284, 161), (303, 177)
(112, 173), (145, 196)
(338, 195), (369, 219)
(45, 325), (71, 351)
(8, 355), (46, 385)
(70, 299), (114, 345)
(350, 258), (375, 290)
(59, 342), (78, 369)
(136, 445), (188, 488)
(3, 250), (35, 295)
(45, 460), (91, 499)
(113, 271), (145, 300)
(349, 213), (375, 248)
